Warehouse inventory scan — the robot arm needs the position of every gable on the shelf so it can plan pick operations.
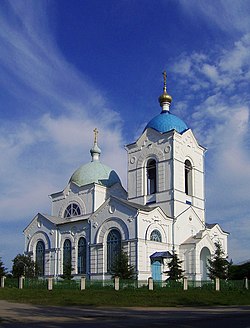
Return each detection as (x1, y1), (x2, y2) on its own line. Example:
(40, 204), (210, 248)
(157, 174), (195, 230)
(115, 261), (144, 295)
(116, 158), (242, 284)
(24, 213), (56, 234)
(178, 129), (206, 152)
(174, 206), (206, 244)
(125, 128), (173, 152)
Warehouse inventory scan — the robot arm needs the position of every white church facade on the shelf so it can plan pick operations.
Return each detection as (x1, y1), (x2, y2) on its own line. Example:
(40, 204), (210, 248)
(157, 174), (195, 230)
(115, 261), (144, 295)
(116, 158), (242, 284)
(24, 73), (228, 281)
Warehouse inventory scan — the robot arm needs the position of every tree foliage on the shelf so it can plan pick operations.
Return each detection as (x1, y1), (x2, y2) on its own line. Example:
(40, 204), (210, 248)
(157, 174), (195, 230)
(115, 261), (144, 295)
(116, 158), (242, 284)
(62, 264), (74, 280)
(0, 257), (7, 277)
(165, 253), (184, 281)
(12, 254), (37, 278)
(112, 249), (136, 279)
(207, 242), (229, 280)
(229, 261), (250, 280)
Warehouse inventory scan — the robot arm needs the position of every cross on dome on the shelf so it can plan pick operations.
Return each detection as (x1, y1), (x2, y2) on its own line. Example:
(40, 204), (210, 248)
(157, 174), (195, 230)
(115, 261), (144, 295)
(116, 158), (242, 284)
(158, 70), (172, 110)
(90, 127), (101, 161)
(163, 70), (167, 93)
(93, 127), (98, 144)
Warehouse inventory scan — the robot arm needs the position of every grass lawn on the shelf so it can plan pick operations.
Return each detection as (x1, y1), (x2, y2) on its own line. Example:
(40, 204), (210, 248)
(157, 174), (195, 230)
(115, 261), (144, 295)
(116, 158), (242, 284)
(1, 287), (250, 307)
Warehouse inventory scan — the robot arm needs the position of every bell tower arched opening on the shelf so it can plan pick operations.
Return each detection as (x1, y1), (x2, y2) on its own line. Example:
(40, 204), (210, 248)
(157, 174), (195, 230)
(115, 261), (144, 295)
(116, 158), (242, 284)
(185, 159), (193, 196)
(147, 159), (157, 195)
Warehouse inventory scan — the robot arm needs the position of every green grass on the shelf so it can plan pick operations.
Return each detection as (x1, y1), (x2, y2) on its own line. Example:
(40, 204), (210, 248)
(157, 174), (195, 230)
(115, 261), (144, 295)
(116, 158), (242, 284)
(1, 287), (250, 307)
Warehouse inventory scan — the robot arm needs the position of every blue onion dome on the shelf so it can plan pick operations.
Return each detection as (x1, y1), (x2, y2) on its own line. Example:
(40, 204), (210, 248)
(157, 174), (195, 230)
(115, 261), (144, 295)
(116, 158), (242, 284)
(70, 128), (121, 188)
(144, 71), (188, 134)
(145, 111), (188, 134)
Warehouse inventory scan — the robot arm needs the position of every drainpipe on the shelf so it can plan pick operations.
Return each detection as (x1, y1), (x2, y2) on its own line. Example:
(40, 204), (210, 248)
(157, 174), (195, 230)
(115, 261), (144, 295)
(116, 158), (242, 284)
(54, 228), (57, 279)
(135, 211), (139, 279)
(172, 133), (175, 254)
(55, 227), (60, 279)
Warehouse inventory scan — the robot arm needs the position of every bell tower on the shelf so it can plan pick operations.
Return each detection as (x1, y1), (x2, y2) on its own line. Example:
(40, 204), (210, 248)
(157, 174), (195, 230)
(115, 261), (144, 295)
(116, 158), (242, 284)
(125, 72), (206, 223)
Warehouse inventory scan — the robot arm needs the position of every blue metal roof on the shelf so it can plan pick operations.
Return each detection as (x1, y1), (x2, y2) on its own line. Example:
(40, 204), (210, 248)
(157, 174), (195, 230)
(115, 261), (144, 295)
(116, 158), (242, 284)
(150, 251), (173, 259)
(145, 111), (188, 134)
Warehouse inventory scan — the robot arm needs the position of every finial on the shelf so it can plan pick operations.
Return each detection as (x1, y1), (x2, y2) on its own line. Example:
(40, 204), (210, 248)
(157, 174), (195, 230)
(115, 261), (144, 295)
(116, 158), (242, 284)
(90, 128), (101, 161)
(93, 127), (98, 144)
(163, 71), (167, 93)
(158, 71), (172, 110)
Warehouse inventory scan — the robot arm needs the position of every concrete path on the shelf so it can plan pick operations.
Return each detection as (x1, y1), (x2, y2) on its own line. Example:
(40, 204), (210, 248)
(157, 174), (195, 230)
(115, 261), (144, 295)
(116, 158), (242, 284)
(1, 300), (250, 327)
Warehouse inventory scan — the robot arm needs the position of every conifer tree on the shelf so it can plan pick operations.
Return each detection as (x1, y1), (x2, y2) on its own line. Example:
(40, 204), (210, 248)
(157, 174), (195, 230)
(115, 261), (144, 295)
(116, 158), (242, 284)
(62, 263), (74, 280)
(166, 253), (184, 281)
(12, 254), (37, 278)
(0, 257), (7, 277)
(112, 249), (135, 279)
(207, 241), (229, 280)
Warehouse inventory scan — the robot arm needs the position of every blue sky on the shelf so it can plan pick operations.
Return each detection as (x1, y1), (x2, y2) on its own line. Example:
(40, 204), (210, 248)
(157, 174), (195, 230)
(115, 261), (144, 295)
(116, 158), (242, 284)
(0, 0), (250, 271)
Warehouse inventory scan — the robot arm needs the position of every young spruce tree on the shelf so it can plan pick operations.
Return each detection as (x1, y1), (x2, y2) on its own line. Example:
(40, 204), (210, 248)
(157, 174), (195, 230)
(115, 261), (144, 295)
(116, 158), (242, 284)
(166, 253), (184, 281)
(0, 257), (7, 277)
(207, 241), (229, 280)
(112, 249), (135, 279)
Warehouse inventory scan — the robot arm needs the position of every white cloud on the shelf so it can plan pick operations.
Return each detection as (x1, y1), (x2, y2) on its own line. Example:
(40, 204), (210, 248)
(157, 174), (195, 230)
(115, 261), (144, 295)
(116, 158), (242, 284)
(170, 31), (250, 262)
(0, 3), (126, 228)
(201, 64), (219, 82)
(0, 112), (126, 221)
(180, 0), (250, 34)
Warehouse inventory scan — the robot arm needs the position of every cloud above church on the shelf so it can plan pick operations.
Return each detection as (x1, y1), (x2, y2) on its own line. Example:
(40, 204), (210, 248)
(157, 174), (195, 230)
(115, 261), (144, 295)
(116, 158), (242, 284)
(0, 1), (126, 265)
(170, 19), (250, 262)
(180, 0), (250, 34)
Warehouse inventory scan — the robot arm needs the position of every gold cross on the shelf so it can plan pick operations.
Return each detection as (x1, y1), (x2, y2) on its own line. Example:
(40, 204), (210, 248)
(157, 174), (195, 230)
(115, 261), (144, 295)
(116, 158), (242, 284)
(163, 71), (167, 92)
(93, 128), (98, 144)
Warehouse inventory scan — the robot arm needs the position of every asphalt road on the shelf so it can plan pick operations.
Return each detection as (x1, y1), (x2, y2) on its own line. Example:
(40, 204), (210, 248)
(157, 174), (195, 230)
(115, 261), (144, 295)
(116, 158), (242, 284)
(0, 300), (250, 328)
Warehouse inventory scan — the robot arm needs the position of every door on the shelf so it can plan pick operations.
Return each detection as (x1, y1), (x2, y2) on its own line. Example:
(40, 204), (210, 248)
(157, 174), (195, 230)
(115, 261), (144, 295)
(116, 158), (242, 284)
(151, 260), (162, 281)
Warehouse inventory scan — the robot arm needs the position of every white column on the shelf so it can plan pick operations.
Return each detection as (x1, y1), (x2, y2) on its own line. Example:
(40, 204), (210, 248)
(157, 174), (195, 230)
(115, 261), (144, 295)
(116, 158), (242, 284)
(244, 277), (248, 290)
(148, 277), (153, 290)
(47, 277), (53, 290)
(18, 276), (24, 289)
(183, 277), (188, 290)
(114, 276), (119, 291)
(81, 277), (86, 290)
(215, 277), (220, 291)
(0, 276), (6, 288)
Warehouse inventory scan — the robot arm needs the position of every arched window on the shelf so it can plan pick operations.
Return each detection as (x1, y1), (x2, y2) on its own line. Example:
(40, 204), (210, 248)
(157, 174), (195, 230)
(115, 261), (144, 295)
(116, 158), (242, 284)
(107, 229), (121, 273)
(147, 159), (157, 195)
(185, 159), (192, 196)
(36, 241), (45, 276)
(64, 203), (81, 218)
(200, 247), (211, 280)
(63, 239), (72, 275)
(78, 237), (87, 274)
(150, 230), (162, 242)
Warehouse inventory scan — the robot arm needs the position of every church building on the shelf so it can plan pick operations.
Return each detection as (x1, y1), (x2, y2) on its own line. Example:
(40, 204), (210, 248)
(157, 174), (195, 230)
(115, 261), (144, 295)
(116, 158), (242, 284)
(24, 72), (228, 281)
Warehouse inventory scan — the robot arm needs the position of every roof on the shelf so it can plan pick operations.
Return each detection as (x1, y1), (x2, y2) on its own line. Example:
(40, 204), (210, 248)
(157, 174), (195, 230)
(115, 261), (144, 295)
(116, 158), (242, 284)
(41, 213), (67, 225)
(206, 223), (229, 234)
(150, 251), (173, 259)
(144, 111), (188, 134)
(181, 235), (201, 245)
(40, 213), (89, 226)
(113, 196), (157, 212)
(205, 223), (217, 229)
(70, 161), (121, 188)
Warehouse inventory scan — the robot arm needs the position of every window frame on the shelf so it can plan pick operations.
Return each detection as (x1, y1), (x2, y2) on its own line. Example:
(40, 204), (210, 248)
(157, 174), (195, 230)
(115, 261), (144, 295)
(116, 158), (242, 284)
(150, 229), (162, 242)
(78, 237), (87, 275)
(63, 239), (72, 275)
(107, 229), (121, 273)
(36, 240), (45, 276)
(64, 203), (81, 218)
